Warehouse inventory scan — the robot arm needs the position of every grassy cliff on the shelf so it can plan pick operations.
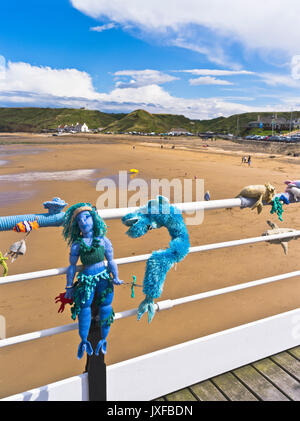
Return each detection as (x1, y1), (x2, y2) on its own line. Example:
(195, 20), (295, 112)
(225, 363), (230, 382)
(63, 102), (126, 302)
(105, 109), (204, 133)
(0, 107), (125, 132)
(0, 107), (299, 135)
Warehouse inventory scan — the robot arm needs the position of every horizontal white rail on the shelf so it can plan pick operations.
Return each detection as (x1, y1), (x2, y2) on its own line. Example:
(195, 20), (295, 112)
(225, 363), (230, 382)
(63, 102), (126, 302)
(98, 198), (244, 219)
(1, 268), (300, 349)
(1, 373), (89, 401)
(0, 324), (78, 348)
(4, 307), (300, 401)
(1, 230), (300, 286)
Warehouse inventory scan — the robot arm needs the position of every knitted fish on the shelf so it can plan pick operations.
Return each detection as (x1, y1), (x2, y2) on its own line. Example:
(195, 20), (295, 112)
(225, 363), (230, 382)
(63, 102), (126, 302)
(13, 220), (39, 233)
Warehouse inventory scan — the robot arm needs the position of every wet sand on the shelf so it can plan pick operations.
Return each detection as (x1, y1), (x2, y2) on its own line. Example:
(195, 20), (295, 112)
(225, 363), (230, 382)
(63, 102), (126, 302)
(1, 136), (300, 398)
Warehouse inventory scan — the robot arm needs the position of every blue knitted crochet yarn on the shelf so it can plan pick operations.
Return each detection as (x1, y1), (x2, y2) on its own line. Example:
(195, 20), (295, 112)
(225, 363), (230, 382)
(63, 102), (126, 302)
(122, 196), (190, 322)
(71, 270), (111, 320)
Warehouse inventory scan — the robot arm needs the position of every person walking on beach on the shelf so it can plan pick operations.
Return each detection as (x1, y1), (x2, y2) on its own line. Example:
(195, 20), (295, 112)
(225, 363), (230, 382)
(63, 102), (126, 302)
(247, 155), (252, 167)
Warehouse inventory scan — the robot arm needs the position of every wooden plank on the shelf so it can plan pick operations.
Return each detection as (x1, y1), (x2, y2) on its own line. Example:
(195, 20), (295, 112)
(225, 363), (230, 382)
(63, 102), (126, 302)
(253, 359), (300, 401)
(211, 372), (258, 401)
(190, 380), (227, 401)
(234, 365), (289, 401)
(288, 346), (300, 361)
(107, 308), (300, 401)
(165, 388), (197, 401)
(271, 352), (300, 381)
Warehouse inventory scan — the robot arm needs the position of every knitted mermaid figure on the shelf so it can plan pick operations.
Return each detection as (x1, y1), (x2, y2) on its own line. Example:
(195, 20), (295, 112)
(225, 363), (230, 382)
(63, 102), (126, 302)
(122, 196), (190, 323)
(62, 203), (123, 359)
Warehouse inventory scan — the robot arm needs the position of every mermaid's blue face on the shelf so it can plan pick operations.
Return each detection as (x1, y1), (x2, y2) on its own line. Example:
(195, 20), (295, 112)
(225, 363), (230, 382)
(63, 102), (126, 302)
(76, 211), (93, 235)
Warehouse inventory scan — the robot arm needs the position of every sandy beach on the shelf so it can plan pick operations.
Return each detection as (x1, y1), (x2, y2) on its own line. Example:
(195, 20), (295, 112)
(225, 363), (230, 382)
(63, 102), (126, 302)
(1, 134), (300, 398)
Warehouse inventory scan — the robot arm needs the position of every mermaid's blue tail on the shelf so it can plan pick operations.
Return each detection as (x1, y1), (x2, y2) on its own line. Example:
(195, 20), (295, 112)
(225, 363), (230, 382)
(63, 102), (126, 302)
(95, 289), (114, 355)
(137, 296), (156, 323)
(95, 339), (107, 355)
(78, 306), (91, 338)
(77, 340), (93, 360)
(77, 306), (94, 359)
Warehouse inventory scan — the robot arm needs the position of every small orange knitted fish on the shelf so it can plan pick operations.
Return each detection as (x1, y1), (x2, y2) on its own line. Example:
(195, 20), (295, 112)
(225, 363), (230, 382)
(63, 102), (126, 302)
(13, 220), (39, 233)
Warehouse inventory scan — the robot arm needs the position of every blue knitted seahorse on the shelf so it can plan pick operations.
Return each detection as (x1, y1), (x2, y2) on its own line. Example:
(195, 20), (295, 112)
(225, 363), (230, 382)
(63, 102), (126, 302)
(122, 196), (190, 323)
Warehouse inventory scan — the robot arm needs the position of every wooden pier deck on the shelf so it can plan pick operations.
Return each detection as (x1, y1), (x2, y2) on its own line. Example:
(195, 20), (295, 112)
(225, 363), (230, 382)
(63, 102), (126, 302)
(157, 346), (300, 401)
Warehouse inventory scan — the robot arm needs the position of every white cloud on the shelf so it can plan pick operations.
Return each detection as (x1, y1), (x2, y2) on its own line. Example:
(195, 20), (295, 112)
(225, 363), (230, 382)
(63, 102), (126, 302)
(95, 84), (259, 119)
(70, 0), (300, 60)
(0, 55), (290, 120)
(90, 23), (116, 32)
(0, 56), (5, 81)
(259, 72), (300, 88)
(181, 69), (254, 76)
(189, 76), (233, 86)
(0, 60), (100, 99)
(221, 96), (255, 102)
(170, 38), (229, 67)
(113, 69), (178, 88)
(182, 68), (254, 87)
(291, 55), (300, 80)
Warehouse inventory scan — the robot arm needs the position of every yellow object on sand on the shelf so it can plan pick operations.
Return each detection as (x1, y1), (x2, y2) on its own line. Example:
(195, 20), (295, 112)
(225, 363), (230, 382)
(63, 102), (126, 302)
(129, 169), (139, 174)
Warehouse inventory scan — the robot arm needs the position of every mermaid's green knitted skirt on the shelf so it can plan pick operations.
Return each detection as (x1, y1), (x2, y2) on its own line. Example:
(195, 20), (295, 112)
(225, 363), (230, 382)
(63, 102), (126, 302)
(70, 269), (113, 322)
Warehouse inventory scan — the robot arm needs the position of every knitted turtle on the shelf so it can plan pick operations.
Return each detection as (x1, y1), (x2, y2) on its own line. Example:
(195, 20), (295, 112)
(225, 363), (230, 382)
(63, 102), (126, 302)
(262, 220), (299, 255)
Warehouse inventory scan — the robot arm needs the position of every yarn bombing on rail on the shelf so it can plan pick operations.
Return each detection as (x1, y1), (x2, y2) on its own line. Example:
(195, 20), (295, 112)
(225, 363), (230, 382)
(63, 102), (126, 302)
(236, 183), (276, 214)
(270, 197), (285, 222)
(0, 252), (8, 277)
(262, 220), (299, 255)
(13, 220), (39, 233)
(1, 219), (40, 270)
(56, 202), (122, 359)
(285, 180), (300, 202)
(122, 196), (190, 323)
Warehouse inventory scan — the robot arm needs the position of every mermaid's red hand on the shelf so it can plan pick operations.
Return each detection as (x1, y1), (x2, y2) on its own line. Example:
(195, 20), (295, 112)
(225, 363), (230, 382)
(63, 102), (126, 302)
(55, 292), (74, 313)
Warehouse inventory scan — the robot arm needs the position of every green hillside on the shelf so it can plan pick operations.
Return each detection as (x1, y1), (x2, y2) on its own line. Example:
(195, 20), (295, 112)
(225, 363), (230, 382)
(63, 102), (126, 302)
(93, 109), (300, 135)
(105, 109), (204, 133)
(199, 112), (300, 136)
(0, 107), (125, 132)
(0, 107), (299, 136)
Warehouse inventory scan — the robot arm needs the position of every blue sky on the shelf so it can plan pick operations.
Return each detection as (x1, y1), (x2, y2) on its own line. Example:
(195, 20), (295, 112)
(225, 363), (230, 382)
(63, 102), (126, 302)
(1, 0), (300, 119)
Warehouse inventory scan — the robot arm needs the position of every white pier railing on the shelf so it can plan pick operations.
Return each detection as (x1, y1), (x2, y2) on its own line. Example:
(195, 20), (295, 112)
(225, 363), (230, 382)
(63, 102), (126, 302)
(1, 198), (300, 401)
(97, 198), (244, 219)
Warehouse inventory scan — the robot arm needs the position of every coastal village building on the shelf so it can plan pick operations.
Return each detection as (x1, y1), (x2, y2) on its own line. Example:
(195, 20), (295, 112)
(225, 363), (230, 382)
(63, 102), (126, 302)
(57, 122), (90, 133)
(247, 115), (294, 131)
(293, 119), (300, 129)
(80, 123), (89, 132)
(168, 128), (192, 136)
